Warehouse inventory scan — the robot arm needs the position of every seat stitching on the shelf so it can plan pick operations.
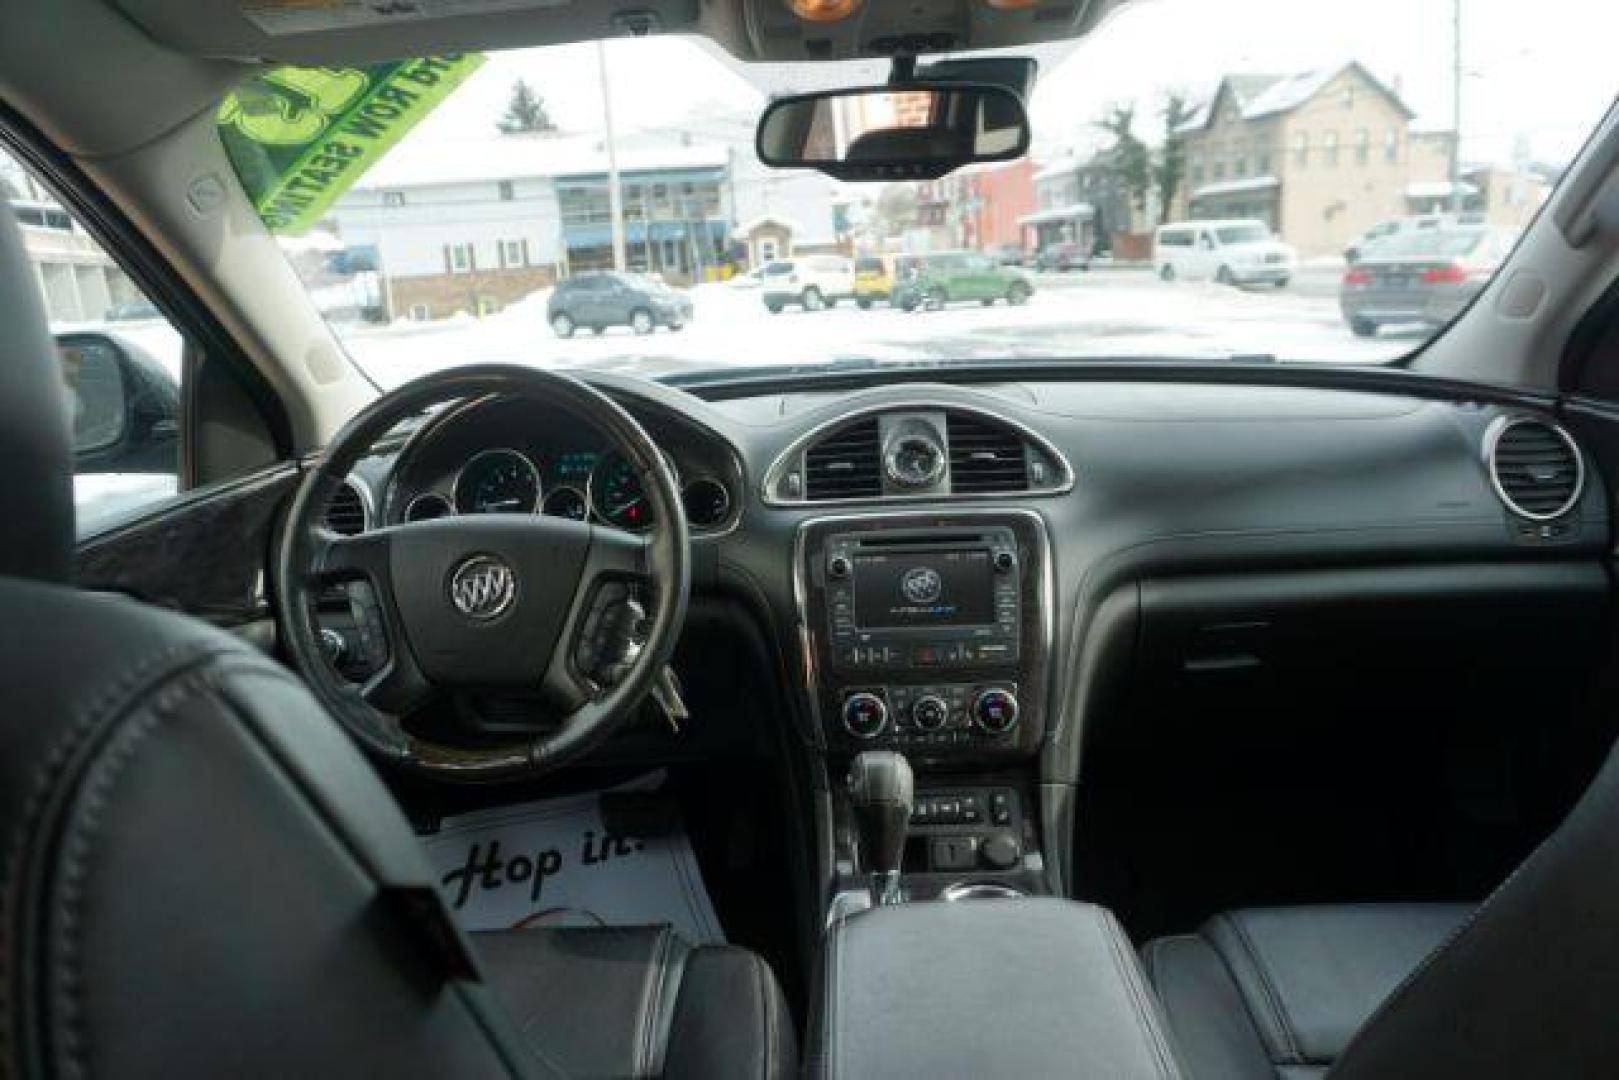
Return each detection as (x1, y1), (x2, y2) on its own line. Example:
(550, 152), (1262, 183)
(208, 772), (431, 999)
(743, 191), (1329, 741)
(1099, 910), (1178, 1080)
(1220, 912), (1306, 1065)
(0, 638), (228, 1077)
(54, 663), (233, 1077)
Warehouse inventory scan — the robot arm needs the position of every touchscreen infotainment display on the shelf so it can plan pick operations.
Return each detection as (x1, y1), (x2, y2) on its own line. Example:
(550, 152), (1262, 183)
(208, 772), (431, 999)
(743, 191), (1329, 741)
(852, 550), (994, 628)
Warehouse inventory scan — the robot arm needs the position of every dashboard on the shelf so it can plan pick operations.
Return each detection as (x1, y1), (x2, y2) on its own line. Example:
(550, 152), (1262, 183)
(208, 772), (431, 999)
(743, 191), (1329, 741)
(326, 373), (1609, 775)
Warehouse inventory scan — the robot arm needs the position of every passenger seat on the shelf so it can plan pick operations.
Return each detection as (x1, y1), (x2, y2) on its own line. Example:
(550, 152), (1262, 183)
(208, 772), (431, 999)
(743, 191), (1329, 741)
(1142, 736), (1619, 1077)
(1142, 905), (1468, 1078)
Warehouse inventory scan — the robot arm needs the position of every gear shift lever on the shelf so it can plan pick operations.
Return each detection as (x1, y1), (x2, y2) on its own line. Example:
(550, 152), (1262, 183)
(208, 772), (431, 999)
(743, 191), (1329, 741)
(847, 751), (914, 906)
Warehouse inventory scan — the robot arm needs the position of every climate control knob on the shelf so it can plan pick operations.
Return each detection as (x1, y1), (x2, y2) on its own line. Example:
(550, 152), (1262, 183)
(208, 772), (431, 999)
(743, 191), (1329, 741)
(842, 692), (889, 739)
(971, 689), (1020, 736)
(911, 694), (949, 732)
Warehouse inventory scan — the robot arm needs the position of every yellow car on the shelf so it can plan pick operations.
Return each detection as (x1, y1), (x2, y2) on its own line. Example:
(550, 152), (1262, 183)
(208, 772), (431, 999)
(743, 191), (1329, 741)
(854, 255), (896, 308)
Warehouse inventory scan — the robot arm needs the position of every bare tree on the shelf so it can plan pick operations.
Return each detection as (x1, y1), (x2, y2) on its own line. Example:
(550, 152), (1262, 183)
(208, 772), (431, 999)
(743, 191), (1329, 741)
(1155, 93), (1196, 225)
(1095, 105), (1151, 219)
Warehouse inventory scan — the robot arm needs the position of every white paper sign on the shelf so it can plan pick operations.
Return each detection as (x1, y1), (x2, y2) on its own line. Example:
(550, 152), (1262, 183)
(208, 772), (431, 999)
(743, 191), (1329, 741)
(420, 781), (724, 945)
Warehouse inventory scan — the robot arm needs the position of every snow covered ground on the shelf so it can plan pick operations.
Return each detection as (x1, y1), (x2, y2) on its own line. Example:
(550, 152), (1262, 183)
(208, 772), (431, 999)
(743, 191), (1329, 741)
(338, 268), (1415, 388)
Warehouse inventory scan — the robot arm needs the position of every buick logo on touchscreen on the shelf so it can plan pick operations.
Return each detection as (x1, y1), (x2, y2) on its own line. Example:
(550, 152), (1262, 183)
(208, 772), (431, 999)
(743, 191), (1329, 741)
(900, 567), (943, 605)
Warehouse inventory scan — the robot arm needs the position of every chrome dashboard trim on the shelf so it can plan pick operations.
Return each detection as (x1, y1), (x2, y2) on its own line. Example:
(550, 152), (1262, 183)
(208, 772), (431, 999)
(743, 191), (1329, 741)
(1483, 414), (1586, 523)
(761, 401), (1076, 507)
(381, 390), (745, 540)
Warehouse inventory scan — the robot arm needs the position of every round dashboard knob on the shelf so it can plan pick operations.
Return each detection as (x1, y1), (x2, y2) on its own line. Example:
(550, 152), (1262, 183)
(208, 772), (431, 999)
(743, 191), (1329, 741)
(911, 694), (949, 732)
(842, 692), (889, 739)
(980, 832), (1021, 871)
(971, 689), (1020, 736)
(828, 555), (852, 579)
(993, 550), (1017, 573)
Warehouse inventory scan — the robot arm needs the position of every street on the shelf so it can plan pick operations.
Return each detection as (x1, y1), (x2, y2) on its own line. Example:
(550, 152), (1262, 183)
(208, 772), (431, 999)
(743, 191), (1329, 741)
(339, 263), (1411, 387)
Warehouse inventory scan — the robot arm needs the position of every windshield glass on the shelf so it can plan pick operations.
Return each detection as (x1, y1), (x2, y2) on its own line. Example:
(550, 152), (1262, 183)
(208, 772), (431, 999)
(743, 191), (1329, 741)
(1214, 226), (1269, 245)
(217, 0), (1617, 386)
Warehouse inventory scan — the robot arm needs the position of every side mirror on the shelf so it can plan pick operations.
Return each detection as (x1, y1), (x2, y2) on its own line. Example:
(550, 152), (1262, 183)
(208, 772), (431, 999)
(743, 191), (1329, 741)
(55, 331), (179, 473)
(756, 83), (1031, 182)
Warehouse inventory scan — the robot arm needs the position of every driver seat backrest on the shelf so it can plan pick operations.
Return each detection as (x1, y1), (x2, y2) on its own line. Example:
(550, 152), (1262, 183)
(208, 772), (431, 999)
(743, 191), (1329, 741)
(0, 202), (547, 1077)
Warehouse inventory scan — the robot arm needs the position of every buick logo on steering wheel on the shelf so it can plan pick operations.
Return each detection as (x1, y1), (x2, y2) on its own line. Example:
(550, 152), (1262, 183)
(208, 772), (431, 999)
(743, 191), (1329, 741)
(900, 567), (943, 605)
(450, 555), (517, 621)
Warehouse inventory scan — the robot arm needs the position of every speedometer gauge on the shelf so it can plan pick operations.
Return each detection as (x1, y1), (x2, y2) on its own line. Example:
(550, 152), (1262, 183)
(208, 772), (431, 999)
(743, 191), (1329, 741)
(453, 449), (541, 515)
(589, 450), (655, 531)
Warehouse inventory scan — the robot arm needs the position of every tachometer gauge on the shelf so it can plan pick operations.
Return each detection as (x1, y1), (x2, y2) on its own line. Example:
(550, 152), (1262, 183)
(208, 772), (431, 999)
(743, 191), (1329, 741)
(453, 449), (541, 515)
(542, 485), (588, 521)
(589, 450), (656, 531)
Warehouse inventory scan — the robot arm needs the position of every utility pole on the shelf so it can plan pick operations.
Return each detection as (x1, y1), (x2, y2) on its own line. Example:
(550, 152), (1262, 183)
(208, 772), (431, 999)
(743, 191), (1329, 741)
(597, 40), (627, 271)
(1449, 0), (1464, 213)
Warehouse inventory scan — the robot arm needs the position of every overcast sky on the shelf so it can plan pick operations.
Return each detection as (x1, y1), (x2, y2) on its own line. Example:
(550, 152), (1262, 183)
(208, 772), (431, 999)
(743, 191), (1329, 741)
(408, 0), (1615, 168)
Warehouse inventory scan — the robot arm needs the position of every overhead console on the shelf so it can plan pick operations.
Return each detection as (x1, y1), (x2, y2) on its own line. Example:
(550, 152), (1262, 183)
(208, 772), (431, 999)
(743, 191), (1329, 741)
(796, 509), (1051, 762)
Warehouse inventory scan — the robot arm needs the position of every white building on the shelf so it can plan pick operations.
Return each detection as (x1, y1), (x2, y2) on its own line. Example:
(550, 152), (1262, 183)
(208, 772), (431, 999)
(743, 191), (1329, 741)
(3, 150), (140, 324)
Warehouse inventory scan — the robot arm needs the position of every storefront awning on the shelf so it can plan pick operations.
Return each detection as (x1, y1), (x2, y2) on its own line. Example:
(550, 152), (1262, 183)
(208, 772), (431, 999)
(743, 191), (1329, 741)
(1405, 180), (1478, 199)
(1017, 202), (1095, 226)
(1191, 176), (1280, 199)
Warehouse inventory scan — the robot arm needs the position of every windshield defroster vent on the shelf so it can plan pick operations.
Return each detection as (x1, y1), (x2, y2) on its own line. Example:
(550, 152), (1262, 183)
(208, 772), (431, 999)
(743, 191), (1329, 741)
(1488, 418), (1582, 521)
(804, 419), (883, 500)
(947, 413), (1030, 493)
(323, 480), (370, 536)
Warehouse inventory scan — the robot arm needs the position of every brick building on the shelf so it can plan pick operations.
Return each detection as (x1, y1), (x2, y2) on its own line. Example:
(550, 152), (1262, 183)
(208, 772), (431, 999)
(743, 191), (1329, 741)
(914, 158), (1036, 253)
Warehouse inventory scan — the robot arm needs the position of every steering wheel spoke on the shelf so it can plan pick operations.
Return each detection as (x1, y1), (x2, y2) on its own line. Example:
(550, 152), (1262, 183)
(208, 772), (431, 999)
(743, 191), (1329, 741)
(311, 527), (436, 718)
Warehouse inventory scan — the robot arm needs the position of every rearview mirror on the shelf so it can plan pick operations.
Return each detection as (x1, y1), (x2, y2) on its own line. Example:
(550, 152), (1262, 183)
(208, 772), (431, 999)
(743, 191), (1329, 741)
(756, 83), (1030, 181)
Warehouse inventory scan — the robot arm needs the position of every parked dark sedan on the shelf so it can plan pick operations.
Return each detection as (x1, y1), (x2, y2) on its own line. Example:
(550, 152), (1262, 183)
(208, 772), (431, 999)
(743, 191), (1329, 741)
(547, 271), (693, 337)
(1340, 226), (1515, 337)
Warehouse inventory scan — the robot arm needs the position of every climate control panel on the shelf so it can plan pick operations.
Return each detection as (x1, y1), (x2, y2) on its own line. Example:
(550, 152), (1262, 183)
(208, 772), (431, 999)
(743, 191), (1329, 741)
(839, 683), (1021, 746)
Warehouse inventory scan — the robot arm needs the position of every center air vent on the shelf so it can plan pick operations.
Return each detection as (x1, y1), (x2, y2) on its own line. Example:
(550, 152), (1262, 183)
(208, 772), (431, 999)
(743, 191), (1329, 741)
(805, 418), (882, 500)
(323, 479), (370, 535)
(1488, 418), (1582, 521)
(947, 413), (1030, 493)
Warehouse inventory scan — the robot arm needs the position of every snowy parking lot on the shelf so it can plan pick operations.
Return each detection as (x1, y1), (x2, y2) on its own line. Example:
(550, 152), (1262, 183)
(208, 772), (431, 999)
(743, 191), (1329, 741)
(340, 266), (1411, 387)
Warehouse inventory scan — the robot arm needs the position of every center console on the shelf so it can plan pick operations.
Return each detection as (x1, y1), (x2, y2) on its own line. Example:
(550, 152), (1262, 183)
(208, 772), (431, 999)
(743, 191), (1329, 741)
(797, 510), (1055, 896)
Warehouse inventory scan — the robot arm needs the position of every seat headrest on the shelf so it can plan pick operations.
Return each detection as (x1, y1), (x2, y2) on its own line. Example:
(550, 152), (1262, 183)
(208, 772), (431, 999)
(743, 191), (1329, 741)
(0, 200), (74, 583)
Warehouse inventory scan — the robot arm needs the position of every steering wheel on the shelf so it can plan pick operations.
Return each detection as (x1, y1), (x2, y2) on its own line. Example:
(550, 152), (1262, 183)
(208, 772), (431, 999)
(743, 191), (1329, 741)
(275, 365), (690, 781)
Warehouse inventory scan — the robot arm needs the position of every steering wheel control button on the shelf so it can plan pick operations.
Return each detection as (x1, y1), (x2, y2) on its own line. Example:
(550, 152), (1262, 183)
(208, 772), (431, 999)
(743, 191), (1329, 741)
(448, 555), (518, 621)
(972, 688), (1020, 735)
(842, 692), (889, 739)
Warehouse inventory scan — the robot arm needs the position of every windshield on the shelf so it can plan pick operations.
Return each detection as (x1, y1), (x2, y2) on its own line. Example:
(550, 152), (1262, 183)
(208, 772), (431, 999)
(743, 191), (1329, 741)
(217, 0), (1616, 386)
(1214, 226), (1270, 245)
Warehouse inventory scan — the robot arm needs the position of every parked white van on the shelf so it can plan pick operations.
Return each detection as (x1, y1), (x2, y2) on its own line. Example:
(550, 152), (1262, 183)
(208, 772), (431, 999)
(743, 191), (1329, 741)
(1154, 219), (1297, 287)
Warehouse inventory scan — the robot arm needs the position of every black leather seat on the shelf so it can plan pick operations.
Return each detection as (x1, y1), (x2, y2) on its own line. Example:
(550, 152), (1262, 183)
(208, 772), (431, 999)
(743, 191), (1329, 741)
(1143, 905), (1470, 1078)
(1146, 735), (1619, 1078)
(0, 200), (793, 1079)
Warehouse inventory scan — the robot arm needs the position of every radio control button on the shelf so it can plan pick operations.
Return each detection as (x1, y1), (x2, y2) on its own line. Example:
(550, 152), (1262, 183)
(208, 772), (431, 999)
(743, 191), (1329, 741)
(993, 550), (1017, 573)
(829, 555), (852, 579)
(842, 692), (888, 739)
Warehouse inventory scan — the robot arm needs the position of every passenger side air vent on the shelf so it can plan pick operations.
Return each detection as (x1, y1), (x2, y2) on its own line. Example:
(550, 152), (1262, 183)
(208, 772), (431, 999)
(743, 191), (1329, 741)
(947, 412), (1030, 493)
(805, 419), (882, 500)
(1488, 418), (1582, 520)
(323, 480), (370, 535)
